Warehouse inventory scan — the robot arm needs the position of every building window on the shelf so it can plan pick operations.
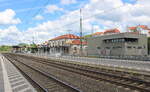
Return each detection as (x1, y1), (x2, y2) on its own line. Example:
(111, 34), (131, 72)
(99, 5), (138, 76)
(112, 40), (115, 43)
(125, 38), (138, 43)
(116, 39), (119, 42)
(127, 46), (132, 49)
(112, 46), (122, 49)
(97, 47), (101, 49)
(138, 46), (142, 49)
(106, 40), (109, 43)
(104, 38), (138, 44)
(116, 46), (122, 48)
(121, 39), (125, 42)
(105, 47), (110, 49)
(113, 47), (116, 49)
(74, 47), (77, 50)
(62, 41), (64, 45)
(118, 39), (122, 42)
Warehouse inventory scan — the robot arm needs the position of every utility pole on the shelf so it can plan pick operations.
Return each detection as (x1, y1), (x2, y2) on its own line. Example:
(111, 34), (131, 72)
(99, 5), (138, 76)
(32, 36), (35, 44)
(80, 9), (83, 56)
(92, 25), (94, 34)
(126, 25), (129, 32)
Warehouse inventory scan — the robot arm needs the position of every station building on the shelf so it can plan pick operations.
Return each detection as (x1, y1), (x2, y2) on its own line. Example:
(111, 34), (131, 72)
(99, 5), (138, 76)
(37, 41), (49, 54)
(87, 29), (148, 56)
(40, 34), (87, 56)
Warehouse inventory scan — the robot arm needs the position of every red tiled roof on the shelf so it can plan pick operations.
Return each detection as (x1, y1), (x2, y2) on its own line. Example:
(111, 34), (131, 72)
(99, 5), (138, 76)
(92, 32), (103, 35)
(51, 34), (80, 40)
(138, 25), (148, 30)
(71, 40), (87, 45)
(128, 25), (149, 30)
(104, 28), (120, 34)
(128, 27), (137, 30)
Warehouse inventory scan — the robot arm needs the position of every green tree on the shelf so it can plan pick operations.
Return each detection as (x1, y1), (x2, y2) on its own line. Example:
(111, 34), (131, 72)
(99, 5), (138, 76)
(0, 45), (12, 52)
(18, 43), (29, 47)
(30, 43), (37, 48)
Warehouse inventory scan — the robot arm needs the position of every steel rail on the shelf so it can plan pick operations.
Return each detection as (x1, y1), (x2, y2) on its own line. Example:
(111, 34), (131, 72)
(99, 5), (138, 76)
(16, 54), (150, 92)
(4, 54), (82, 92)
(4, 55), (49, 92)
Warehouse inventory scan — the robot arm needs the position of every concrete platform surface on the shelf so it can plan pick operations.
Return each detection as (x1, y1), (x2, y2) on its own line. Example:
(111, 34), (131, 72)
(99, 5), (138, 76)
(0, 54), (37, 92)
(27, 53), (150, 72)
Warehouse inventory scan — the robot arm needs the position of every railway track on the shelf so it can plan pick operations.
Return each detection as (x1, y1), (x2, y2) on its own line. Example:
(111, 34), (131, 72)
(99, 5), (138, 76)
(3, 53), (150, 92)
(20, 54), (150, 81)
(16, 54), (150, 92)
(4, 54), (82, 92)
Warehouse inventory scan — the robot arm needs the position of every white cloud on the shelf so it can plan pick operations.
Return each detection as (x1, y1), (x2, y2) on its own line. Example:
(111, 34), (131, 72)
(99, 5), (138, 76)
(34, 15), (44, 20)
(84, 0), (150, 30)
(16, 6), (43, 13)
(0, 9), (21, 25)
(61, 0), (77, 5)
(1, 0), (150, 45)
(20, 0), (150, 44)
(0, 26), (23, 45)
(45, 5), (63, 13)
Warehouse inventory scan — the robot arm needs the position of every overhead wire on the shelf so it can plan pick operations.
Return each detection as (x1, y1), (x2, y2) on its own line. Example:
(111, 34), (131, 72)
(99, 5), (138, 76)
(23, 0), (50, 26)
(31, 0), (50, 19)
(22, 0), (41, 22)
(18, 0), (130, 35)
(49, 0), (139, 32)
(0, 0), (139, 45)
(50, 4), (126, 32)
(21, 0), (50, 44)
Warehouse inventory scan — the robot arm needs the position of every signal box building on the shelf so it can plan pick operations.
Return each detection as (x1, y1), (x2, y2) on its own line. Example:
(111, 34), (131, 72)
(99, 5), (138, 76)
(87, 29), (148, 56)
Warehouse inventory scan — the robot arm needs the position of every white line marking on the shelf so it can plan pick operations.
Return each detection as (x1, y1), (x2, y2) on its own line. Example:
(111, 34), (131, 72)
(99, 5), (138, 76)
(12, 82), (27, 89)
(0, 55), (13, 92)
(9, 76), (22, 80)
(10, 80), (25, 85)
(21, 88), (32, 92)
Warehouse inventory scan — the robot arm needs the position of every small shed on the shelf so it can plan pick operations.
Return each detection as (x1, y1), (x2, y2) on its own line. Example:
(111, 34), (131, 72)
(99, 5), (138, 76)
(12, 46), (21, 53)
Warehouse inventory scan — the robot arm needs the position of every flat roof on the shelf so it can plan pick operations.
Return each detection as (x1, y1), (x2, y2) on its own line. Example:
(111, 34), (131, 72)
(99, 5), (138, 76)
(89, 32), (147, 39)
(12, 46), (21, 48)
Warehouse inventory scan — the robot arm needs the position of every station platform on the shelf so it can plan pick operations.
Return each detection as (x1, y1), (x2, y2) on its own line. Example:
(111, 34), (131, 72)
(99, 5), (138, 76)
(0, 54), (36, 92)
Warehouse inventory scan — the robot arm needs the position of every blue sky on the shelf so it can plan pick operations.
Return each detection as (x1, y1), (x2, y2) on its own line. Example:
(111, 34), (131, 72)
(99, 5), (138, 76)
(0, 0), (88, 30)
(1, 0), (150, 45)
(0, 0), (136, 31)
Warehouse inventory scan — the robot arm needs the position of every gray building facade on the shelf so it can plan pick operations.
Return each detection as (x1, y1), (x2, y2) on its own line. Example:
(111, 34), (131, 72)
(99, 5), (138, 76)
(87, 32), (148, 56)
